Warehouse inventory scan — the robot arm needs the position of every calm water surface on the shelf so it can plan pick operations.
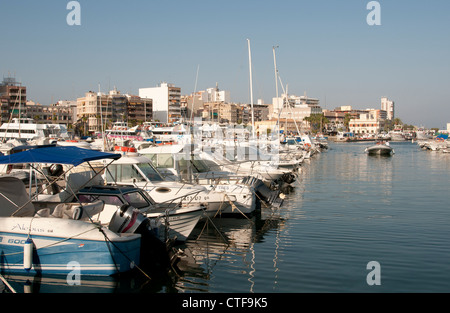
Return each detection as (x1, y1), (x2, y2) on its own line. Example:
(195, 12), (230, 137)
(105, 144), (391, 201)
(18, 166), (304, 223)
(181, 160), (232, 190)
(3, 141), (450, 293)
(174, 141), (450, 293)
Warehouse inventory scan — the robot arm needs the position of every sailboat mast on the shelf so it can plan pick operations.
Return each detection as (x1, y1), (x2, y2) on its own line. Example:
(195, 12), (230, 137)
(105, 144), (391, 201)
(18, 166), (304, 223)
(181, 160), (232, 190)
(272, 46), (279, 110)
(273, 46), (280, 143)
(18, 85), (21, 139)
(247, 39), (255, 139)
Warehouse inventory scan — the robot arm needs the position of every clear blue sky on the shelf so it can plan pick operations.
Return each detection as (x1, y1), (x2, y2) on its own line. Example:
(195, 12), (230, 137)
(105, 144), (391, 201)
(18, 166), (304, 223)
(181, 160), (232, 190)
(1, 0), (449, 128)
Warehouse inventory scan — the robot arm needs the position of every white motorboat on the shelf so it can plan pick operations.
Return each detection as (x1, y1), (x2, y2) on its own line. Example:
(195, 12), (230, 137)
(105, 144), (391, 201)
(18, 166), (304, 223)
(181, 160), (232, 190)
(138, 144), (257, 216)
(365, 141), (395, 156)
(0, 118), (68, 141)
(101, 152), (245, 217)
(0, 146), (165, 276)
(388, 128), (406, 141)
(73, 185), (203, 242)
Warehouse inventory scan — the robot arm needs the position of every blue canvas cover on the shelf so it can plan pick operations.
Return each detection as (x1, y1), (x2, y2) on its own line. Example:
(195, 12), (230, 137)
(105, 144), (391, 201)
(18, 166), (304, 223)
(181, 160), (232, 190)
(0, 146), (120, 166)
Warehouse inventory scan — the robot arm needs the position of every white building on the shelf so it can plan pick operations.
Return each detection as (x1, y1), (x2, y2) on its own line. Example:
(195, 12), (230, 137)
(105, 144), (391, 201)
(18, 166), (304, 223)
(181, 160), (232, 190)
(270, 93), (321, 120)
(271, 93), (320, 117)
(381, 97), (394, 120)
(204, 83), (230, 103)
(349, 109), (385, 135)
(139, 82), (181, 123)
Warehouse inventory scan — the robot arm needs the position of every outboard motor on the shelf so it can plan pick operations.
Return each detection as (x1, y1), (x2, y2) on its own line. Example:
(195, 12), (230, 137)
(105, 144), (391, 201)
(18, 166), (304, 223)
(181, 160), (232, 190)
(109, 204), (170, 270)
(242, 176), (284, 208)
(281, 173), (296, 184)
(42, 164), (64, 194)
(48, 164), (64, 177)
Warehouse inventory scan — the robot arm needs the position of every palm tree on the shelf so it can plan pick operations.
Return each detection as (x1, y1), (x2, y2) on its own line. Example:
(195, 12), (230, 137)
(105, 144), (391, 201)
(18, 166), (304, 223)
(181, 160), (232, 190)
(304, 113), (329, 134)
(343, 113), (352, 131)
(393, 118), (403, 127)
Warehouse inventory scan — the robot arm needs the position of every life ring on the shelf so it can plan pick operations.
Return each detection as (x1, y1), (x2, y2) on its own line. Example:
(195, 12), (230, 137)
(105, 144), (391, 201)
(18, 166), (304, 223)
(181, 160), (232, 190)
(435, 137), (444, 142)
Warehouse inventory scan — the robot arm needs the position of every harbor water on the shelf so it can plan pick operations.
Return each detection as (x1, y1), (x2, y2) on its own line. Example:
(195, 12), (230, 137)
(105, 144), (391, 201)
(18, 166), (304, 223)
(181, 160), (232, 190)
(2, 141), (450, 293)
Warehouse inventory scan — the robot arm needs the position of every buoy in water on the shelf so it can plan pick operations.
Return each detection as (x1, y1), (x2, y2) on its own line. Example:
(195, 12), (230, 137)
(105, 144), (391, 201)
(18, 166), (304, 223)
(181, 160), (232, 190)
(23, 238), (34, 271)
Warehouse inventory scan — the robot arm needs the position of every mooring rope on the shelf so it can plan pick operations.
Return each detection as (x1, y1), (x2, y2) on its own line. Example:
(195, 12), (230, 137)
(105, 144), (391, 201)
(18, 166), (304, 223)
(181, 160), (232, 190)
(0, 273), (17, 293)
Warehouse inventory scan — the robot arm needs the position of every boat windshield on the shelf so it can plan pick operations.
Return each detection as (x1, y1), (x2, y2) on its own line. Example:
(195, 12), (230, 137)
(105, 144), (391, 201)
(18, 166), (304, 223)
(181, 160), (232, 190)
(136, 162), (164, 182)
(77, 190), (154, 209)
(177, 158), (210, 173)
(123, 191), (153, 208)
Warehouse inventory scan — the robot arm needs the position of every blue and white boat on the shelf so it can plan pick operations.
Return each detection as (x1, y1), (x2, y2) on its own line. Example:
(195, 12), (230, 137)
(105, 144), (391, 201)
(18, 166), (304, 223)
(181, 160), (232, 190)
(0, 146), (152, 276)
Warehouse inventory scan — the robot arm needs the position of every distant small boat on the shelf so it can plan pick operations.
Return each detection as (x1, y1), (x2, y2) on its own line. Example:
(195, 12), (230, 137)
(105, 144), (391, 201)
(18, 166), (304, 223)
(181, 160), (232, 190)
(365, 141), (394, 156)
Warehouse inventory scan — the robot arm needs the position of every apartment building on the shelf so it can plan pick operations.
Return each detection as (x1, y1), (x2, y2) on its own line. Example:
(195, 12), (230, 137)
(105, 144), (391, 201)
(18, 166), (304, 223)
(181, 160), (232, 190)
(77, 88), (152, 133)
(139, 82), (181, 123)
(126, 94), (153, 122)
(26, 101), (74, 125)
(204, 83), (231, 103)
(0, 77), (27, 123)
(381, 97), (394, 120)
(270, 93), (322, 122)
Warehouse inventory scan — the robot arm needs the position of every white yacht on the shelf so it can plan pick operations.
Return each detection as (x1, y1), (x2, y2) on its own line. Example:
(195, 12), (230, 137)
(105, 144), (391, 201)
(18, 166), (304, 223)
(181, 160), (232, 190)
(0, 118), (68, 141)
(388, 128), (406, 141)
(145, 122), (189, 145)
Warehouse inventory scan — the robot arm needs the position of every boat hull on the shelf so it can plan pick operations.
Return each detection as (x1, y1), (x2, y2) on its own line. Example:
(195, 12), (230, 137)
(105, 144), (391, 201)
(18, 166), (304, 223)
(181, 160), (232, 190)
(0, 218), (141, 276)
(365, 145), (394, 156)
(147, 205), (204, 242)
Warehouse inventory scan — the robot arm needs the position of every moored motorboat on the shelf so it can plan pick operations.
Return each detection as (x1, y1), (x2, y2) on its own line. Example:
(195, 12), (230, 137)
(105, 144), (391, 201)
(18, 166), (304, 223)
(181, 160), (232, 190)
(101, 153), (239, 218)
(0, 147), (158, 276)
(74, 185), (204, 242)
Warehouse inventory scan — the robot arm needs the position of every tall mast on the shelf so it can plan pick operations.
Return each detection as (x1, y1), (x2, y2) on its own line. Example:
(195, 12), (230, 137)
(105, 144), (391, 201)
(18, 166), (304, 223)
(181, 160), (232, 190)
(18, 84), (21, 139)
(273, 46), (280, 143)
(247, 39), (255, 139)
(272, 45), (279, 111)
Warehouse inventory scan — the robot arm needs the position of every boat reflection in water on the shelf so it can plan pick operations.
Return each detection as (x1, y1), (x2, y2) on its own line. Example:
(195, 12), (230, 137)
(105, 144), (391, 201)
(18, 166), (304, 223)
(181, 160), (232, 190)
(172, 209), (286, 292)
(1, 208), (286, 293)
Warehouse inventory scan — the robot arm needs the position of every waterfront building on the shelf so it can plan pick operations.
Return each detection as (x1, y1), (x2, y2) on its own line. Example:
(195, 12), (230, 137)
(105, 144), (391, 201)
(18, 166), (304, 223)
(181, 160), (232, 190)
(77, 91), (123, 133)
(57, 100), (78, 124)
(181, 84), (232, 122)
(125, 94), (153, 123)
(255, 118), (304, 135)
(323, 109), (347, 124)
(204, 102), (268, 124)
(270, 93), (322, 122)
(381, 97), (394, 120)
(204, 83), (230, 103)
(77, 88), (152, 133)
(348, 109), (386, 135)
(139, 82), (181, 123)
(0, 96), (11, 124)
(0, 76), (27, 123)
(26, 101), (74, 126)
(181, 92), (205, 121)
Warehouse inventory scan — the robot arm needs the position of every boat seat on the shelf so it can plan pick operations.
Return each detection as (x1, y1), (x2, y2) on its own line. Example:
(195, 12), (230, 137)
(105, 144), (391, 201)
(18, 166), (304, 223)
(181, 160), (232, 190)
(34, 208), (51, 218)
(0, 176), (36, 217)
(51, 200), (104, 220)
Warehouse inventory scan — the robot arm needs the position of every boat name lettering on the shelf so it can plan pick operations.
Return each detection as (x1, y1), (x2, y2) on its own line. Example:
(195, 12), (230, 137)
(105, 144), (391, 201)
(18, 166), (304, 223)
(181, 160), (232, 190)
(12, 223), (46, 233)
